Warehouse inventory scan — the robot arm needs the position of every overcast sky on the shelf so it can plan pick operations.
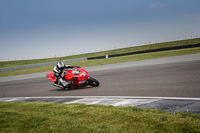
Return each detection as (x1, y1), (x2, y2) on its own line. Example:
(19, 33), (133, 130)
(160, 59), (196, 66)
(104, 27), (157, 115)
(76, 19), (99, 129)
(0, 0), (200, 61)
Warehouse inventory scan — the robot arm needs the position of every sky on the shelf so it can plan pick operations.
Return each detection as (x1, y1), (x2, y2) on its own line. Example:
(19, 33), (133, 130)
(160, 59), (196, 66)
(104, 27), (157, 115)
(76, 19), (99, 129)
(0, 0), (200, 61)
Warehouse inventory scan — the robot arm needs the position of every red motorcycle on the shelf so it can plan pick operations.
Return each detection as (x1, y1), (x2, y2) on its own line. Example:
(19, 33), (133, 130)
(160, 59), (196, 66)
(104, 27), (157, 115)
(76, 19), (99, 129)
(46, 67), (100, 90)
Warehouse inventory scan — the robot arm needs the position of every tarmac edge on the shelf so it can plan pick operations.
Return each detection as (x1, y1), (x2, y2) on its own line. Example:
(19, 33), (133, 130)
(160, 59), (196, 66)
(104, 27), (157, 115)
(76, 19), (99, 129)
(0, 96), (200, 115)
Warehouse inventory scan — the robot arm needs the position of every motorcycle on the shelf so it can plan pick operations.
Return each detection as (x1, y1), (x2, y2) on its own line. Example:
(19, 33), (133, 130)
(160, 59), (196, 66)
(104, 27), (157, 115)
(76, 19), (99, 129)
(46, 67), (100, 90)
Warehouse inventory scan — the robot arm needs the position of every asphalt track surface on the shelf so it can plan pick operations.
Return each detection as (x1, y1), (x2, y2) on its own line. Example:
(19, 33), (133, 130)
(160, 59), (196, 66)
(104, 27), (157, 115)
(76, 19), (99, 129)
(0, 54), (200, 98)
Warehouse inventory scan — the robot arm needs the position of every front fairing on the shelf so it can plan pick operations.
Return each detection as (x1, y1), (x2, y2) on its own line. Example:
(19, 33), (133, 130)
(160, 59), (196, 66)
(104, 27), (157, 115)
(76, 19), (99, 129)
(64, 68), (89, 82)
(46, 72), (56, 82)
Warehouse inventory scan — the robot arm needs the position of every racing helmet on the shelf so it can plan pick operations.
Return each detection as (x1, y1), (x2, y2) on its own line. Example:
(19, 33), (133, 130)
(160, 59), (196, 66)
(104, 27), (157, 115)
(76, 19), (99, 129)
(56, 61), (65, 70)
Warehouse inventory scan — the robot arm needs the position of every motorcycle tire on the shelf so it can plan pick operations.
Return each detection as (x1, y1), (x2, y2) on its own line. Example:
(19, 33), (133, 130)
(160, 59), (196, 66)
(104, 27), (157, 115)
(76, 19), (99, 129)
(87, 77), (100, 87)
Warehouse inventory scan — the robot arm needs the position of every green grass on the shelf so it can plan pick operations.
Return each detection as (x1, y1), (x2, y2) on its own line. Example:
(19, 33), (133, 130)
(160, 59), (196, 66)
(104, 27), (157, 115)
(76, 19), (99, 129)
(1, 47), (200, 77)
(0, 102), (200, 132)
(1, 38), (200, 68)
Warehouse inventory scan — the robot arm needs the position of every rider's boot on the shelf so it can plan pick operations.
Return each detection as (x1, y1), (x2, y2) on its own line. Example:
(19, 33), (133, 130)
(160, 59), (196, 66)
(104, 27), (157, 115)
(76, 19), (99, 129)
(58, 78), (73, 90)
(64, 80), (74, 90)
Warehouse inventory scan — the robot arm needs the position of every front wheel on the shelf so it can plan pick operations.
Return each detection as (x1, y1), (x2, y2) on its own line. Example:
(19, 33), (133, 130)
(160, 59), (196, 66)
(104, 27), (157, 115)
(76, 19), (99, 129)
(87, 77), (100, 87)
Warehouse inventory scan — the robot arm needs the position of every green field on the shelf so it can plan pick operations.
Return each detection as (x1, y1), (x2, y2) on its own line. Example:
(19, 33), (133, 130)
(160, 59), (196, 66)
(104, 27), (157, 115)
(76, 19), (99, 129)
(0, 102), (200, 132)
(0, 38), (200, 77)
(1, 38), (200, 68)
(1, 46), (200, 77)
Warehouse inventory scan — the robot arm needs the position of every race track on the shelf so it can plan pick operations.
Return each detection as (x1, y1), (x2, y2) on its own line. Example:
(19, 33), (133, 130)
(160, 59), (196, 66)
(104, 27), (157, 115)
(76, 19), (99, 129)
(1, 58), (200, 98)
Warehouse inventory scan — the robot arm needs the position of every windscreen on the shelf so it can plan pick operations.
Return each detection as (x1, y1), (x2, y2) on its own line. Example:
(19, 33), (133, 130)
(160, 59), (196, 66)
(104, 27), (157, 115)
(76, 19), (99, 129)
(73, 68), (80, 75)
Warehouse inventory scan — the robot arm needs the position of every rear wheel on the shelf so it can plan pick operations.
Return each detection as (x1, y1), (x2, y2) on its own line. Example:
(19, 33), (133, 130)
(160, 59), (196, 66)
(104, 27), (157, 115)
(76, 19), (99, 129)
(87, 77), (100, 87)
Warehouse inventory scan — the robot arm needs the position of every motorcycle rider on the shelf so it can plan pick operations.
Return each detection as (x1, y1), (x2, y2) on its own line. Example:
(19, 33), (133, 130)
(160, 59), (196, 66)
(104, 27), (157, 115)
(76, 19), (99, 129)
(53, 61), (79, 89)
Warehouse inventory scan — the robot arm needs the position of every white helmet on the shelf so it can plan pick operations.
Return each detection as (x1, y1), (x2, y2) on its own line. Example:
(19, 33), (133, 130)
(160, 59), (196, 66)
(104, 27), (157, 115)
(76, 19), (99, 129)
(56, 61), (65, 70)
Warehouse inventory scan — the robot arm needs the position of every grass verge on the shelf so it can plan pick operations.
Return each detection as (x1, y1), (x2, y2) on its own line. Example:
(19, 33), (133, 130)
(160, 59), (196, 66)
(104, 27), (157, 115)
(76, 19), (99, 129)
(1, 47), (200, 77)
(0, 102), (200, 132)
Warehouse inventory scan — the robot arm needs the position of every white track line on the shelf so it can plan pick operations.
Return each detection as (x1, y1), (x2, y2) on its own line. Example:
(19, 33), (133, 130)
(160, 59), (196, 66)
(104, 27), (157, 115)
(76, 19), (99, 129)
(1, 96), (200, 101)
(112, 99), (159, 106)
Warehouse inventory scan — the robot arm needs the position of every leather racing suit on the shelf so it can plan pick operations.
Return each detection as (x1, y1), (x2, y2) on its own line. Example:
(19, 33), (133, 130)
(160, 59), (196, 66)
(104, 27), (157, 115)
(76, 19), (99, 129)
(53, 65), (76, 88)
